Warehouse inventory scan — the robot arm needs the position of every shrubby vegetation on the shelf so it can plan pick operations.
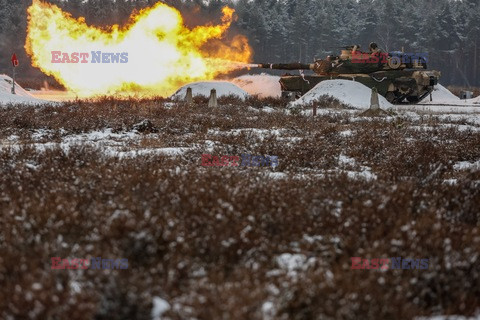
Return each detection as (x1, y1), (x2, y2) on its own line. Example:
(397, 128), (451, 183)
(0, 97), (479, 319)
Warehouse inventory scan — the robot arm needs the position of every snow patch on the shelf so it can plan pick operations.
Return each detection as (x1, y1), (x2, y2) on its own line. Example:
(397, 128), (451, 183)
(171, 81), (248, 100)
(394, 104), (480, 114)
(261, 301), (276, 320)
(420, 83), (480, 106)
(151, 297), (170, 320)
(267, 172), (288, 179)
(339, 130), (354, 137)
(346, 169), (377, 181)
(207, 128), (286, 139)
(338, 154), (356, 166)
(276, 253), (308, 272)
(261, 106), (275, 113)
(0, 74), (52, 106)
(421, 84), (460, 105)
(291, 80), (393, 110)
(453, 160), (480, 171)
(1, 129), (191, 159)
(109, 147), (189, 159)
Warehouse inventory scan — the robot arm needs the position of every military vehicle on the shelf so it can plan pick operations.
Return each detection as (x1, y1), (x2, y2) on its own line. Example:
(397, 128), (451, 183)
(255, 43), (440, 104)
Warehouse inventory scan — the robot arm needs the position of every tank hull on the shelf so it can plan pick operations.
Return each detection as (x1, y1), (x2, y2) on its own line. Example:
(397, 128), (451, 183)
(279, 70), (440, 104)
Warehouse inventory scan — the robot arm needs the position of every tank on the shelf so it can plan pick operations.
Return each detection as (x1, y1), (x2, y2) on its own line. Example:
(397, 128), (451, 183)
(254, 43), (441, 104)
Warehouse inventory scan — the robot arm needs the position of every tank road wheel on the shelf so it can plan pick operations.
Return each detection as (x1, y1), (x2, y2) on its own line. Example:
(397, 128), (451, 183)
(385, 91), (397, 103)
(281, 91), (301, 101)
(406, 96), (420, 103)
(387, 56), (402, 70)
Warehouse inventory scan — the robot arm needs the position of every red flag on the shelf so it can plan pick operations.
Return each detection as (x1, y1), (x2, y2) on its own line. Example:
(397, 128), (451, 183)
(11, 54), (19, 67)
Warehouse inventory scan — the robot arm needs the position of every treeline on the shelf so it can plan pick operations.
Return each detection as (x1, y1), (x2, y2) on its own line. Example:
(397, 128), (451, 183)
(234, 0), (480, 87)
(0, 0), (479, 87)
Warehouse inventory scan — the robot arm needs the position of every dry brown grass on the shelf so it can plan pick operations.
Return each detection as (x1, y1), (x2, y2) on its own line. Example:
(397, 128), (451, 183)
(0, 97), (479, 319)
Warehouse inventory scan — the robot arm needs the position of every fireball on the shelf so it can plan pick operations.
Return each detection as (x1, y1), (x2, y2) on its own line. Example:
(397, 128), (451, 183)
(25, 0), (252, 97)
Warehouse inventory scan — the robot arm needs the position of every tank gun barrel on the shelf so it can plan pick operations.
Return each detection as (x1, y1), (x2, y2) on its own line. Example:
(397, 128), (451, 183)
(255, 63), (314, 70)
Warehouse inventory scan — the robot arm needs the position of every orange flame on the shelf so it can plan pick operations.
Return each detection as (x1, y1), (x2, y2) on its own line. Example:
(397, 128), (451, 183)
(25, 0), (252, 97)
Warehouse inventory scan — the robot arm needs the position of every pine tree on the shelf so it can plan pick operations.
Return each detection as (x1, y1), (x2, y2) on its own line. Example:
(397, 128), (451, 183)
(376, 0), (402, 51)
(396, 0), (422, 50)
(65, 0), (85, 17)
(290, 0), (310, 61)
(357, 0), (379, 48)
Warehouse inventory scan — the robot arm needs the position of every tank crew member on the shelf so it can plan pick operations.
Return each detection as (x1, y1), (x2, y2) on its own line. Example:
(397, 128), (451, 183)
(369, 42), (387, 64)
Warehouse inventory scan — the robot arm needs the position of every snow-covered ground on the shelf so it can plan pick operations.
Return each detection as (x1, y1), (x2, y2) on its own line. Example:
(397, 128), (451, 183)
(2, 74), (479, 119)
(420, 84), (480, 106)
(151, 297), (171, 320)
(420, 84), (461, 105)
(393, 104), (480, 114)
(3, 108), (479, 184)
(1, 128), (191, 159)
(290, 79), (393, 110)
(2, 94), (479, 320)
(231, 73), (281, 98)
(171, 81), (248, 100)
(0, 74), (52, 106)
(287, 79), (480, 115)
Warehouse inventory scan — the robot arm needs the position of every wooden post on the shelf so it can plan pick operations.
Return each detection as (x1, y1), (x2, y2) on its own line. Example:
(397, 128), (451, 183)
(185, 87), (193, 104)
(11, 53), (18, 95)
(370, 87), (380, 110)
(208, 89), (217, 108)
(11, 65), (16, 95)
